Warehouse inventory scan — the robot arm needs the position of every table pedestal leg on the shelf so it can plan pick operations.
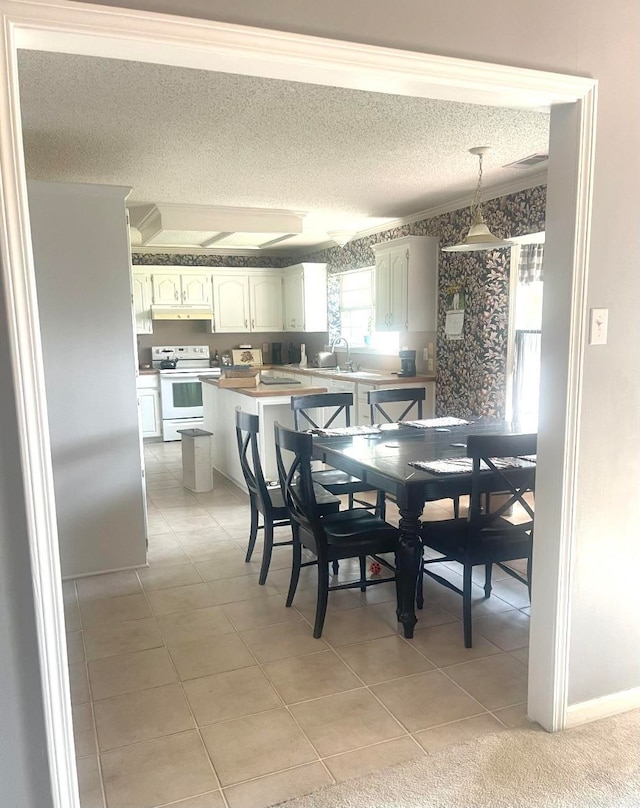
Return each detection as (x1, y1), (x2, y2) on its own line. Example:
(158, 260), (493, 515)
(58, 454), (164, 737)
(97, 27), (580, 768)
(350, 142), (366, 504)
(395, 503), (422, 639)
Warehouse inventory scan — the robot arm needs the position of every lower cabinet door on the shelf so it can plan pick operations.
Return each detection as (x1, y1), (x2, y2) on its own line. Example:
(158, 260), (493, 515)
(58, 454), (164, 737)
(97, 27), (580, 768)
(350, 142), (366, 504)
(139, 390), (161, 437)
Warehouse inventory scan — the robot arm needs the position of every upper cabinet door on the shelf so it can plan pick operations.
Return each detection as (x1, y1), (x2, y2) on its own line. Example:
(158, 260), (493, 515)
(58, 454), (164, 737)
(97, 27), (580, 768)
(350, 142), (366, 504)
(283, 268), (304, 330)
(132, 270), (153, 334)
(374, 253), (392, 330)
(249, 274), (283, 331)
(212, 275), (251, 332)
(182, 273), (211, 306)
(388, 248), (409, 330)
(151, 272), (181, 304)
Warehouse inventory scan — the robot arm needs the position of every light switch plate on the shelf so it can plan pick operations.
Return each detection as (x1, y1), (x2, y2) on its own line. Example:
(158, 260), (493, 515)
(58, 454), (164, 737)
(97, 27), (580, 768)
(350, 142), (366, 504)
(589, 308), (608, 345)
(423, 347), (429, 361)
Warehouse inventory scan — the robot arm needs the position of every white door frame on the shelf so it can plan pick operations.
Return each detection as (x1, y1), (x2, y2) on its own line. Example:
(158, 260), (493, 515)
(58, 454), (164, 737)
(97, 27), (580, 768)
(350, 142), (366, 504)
(0, 1), (596, 805)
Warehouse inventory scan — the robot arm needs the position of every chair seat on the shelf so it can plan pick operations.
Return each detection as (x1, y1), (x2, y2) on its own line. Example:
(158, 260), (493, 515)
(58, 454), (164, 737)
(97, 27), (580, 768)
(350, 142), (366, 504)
(421, 516), (532, 565)
(310, 468), (375, 494)
(322, 509), (399, 554)
(268, 483), (341, 518)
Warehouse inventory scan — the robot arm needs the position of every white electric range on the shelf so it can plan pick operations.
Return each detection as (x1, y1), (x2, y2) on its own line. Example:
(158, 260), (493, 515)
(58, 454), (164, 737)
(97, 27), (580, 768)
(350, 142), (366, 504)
(151, 345), (221, 441)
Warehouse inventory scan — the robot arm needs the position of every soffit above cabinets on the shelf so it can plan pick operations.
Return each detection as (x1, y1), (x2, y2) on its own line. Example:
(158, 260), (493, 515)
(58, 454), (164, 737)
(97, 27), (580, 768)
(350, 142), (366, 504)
(128, 203), (306, 251)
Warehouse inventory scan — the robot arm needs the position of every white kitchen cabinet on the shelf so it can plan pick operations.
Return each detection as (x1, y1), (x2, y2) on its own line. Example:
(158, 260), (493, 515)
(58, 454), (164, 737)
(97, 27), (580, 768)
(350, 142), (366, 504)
(249, 274), (283, 331)
(212, 274), (251, 332)
(151, 269), (212, 306)
(132, 269), (153, 334)
(212, 271), (283, 333)
(137, 375), (162, 438)
(372, 236), (439, 332)
(283, 263), (327, 332)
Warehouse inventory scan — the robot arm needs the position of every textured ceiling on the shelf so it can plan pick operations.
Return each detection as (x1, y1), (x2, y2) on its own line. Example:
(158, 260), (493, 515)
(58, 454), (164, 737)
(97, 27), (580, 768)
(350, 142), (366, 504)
(17, 51), (550, 250)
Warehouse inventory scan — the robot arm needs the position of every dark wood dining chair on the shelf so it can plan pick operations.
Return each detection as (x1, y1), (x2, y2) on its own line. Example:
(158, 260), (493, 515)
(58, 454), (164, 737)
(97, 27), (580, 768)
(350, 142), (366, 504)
(235, 409), (340, 585)
(419, 432), (537, 647)
(274, 422), (398, 638)
(291, 392), (385, 517)
(367, 386), (460, 519)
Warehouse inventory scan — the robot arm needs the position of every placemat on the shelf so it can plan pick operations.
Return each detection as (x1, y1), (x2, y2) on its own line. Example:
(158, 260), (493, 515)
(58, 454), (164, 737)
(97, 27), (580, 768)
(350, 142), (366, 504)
(310, 425), (382, 437)
(405, 417), (472, 429)
(409, 456), (535, 474)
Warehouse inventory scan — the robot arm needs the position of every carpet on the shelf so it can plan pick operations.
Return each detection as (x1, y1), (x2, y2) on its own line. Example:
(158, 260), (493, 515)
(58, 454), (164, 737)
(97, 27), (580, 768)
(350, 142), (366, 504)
(278, 709), (640, 808)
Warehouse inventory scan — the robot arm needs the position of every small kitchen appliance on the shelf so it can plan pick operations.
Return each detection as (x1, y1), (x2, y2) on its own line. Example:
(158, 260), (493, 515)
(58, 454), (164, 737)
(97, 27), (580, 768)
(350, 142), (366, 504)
(151, 345), (221, 441)
(398, 349), (417, 377)
(271, 342), (283, 365)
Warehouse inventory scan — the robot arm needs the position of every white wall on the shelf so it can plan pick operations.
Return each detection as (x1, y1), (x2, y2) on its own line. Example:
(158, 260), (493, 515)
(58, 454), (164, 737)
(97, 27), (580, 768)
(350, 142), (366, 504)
(28, 181), (147, 578)
(73, 0), (640, 706)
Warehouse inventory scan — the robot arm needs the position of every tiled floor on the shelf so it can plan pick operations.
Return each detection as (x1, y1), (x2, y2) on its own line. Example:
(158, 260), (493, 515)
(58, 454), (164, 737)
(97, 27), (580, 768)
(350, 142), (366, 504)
(65, 441), (533, 808)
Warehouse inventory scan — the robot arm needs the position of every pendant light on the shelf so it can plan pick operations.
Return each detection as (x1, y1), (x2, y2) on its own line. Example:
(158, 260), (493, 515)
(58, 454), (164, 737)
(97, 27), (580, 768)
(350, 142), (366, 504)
(442, 146), (514, 252)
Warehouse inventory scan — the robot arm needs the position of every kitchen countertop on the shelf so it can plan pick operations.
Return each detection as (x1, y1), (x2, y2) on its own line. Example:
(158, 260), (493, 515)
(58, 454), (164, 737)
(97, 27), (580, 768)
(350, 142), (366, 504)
(200, 376), (328, 398)
(138, 368), (159, 375)
(273, 365), (436, 384)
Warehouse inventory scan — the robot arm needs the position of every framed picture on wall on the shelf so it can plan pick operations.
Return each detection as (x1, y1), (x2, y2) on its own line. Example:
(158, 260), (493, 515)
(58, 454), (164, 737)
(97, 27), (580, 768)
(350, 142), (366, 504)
(231, 348), (263, 366)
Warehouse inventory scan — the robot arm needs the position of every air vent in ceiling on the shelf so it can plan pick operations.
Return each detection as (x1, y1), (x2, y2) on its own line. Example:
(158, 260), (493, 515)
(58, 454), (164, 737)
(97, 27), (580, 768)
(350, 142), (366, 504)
(503, 152), (548, 169)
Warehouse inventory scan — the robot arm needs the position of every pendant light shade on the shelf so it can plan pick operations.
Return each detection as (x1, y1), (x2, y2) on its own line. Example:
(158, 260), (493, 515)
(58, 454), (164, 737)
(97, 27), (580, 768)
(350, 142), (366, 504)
(442, 146), (514, 253)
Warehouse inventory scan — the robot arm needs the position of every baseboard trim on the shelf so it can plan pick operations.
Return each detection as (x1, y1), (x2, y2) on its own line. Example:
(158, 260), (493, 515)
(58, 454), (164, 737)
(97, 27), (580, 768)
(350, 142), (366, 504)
(565, 687), (640, 728)
(62, 562), (148, 581)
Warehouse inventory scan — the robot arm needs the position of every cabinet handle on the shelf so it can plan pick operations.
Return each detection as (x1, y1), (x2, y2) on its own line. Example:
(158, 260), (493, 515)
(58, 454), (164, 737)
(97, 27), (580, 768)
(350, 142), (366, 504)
(182, 290), (186, 302)
(245, 319), (248, 329)
(174, 290), (179, 301)
(251, 319), (255, 329)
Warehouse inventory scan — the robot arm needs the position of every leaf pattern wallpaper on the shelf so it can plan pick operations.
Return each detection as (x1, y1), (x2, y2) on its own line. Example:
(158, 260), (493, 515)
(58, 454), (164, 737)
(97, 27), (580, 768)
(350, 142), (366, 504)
(133, 184), (547, 419)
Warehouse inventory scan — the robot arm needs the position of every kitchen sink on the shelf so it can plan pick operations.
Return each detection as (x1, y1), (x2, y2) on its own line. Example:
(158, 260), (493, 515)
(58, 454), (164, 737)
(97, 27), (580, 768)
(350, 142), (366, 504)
(345, 372), (384, 379)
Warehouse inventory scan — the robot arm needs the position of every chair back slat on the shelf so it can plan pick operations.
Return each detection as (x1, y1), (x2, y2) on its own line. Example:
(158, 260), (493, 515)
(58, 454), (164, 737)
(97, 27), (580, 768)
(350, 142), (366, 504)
(274, 422), (327, 552)
(235, 408), (272, 511)
(466, 433), (537, 532)
(291, 392), (353, 431)
(368, 387), (425, 424)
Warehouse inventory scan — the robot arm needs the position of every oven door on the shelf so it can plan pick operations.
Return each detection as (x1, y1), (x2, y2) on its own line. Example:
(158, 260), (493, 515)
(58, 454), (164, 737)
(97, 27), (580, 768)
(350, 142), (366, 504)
(159, 373), (203, 420)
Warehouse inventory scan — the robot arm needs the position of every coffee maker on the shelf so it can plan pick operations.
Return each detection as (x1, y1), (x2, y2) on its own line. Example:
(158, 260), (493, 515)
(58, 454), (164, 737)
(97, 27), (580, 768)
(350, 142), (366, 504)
(398, 349), (417, 377)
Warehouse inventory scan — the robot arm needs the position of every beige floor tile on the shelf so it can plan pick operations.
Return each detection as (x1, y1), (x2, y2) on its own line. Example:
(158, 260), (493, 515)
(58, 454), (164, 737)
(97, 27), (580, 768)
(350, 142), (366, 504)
(83, 618), (163, 661)
(65, 601), (81, 632)
(474, 610), (530, 651)
(163, 515), (220, 533)
(320, 606), (395, 647)
(207, 574), (279, 605)
(291, 585), (362, 617)
(66, 631), (85, 665)
(156, 793), (225, 808)
(101, 730), (218, 808)
(69, 662), (90, 705)
(183, 666), (281, 725)
(487, 577), (531, 609)
(73, 703), (97, 758)
(168, 633), (255, 681)
(413, 712), (504, 754)
(494, 702), (536, 729)
(76, 571), (142, 602)
(88, 647), (177, 701)
(76, 755), (104, 808)
(80, 593), (151, 628)
(94, 682), (194, 751)
(147, 583), (219, 617)
(200, 709), (317, 787)
(510, 646), (529, 665)
(445, 653), (528, 710)
(241, 620), (328, 663)
(62, 579), (77, 606)
(337, 635), (434, 684)
(291, 688), (404, 757)
(138, 563), (202, 591)
(263, 650), (361, 704)
(147, 544), (191, 567)
(222, 593), (301, 631)
(324, 736), (425, 783)
(372, 670), (485, 732)
(195, 555), (261, 582)
(156, 606), (236, 645)
(224, 762), (332, 808)
(409, 621), (502, 668)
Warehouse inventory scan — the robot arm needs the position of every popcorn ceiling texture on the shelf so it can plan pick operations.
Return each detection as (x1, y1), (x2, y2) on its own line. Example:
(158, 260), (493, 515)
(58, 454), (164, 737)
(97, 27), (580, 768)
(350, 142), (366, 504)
(133, 184), (547, 418)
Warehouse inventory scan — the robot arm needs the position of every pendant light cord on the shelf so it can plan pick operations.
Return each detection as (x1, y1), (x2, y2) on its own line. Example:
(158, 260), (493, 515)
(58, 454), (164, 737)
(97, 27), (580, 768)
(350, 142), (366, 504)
(472, 152), (484, 220)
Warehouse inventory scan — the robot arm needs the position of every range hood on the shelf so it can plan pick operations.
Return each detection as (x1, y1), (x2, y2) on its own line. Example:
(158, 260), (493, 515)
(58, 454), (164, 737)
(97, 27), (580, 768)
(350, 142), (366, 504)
(151, 304), (213, 321)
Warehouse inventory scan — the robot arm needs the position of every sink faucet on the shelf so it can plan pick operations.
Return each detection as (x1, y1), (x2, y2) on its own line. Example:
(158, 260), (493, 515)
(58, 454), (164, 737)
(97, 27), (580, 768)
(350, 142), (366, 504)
(331, 336), (353, 371)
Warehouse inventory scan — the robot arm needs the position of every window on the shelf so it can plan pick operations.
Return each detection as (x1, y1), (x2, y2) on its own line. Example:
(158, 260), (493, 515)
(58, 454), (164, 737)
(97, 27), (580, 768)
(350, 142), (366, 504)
(338, 268), (399, 352)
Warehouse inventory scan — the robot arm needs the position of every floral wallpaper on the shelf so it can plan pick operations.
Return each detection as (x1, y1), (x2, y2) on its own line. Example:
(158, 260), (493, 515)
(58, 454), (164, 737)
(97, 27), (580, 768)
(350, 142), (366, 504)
(133, 184), (547, 419)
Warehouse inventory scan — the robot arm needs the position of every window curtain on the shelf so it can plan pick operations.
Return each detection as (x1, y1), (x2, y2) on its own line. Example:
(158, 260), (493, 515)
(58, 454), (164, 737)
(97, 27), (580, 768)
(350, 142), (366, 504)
(513, 329), (542, 428)
(518, 243), (544, 284)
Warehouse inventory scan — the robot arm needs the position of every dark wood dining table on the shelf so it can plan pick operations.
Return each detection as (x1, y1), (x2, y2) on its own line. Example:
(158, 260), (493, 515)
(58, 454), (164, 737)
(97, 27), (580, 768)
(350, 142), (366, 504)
(312, 418), (530, 638)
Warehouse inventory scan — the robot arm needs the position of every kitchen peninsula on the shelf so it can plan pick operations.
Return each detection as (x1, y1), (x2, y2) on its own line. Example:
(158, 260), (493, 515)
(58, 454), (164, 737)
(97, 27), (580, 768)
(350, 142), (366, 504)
(201, 375), (328, 488)
(201, 367), (436, 489)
